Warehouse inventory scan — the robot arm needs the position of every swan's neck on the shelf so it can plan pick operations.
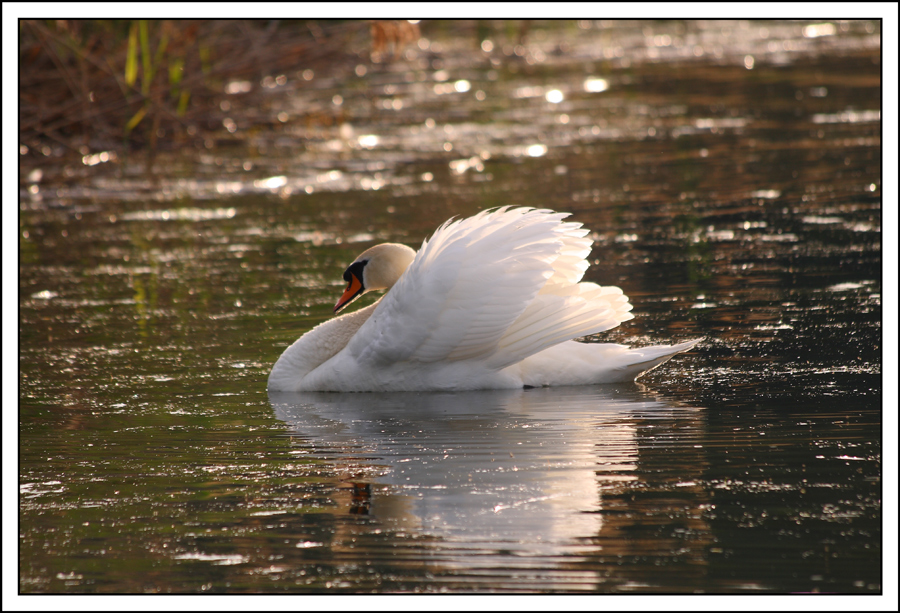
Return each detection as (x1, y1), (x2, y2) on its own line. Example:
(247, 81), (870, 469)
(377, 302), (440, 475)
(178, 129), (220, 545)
(268, 301), (378, 390)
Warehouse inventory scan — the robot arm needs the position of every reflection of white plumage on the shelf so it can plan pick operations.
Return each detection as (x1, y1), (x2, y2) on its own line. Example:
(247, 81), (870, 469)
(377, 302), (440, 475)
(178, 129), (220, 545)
(268, 207), (700, 392)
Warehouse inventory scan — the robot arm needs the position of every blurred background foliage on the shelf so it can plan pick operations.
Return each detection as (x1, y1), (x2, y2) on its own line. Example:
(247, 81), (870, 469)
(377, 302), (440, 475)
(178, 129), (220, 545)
(19, 19), (425, 159)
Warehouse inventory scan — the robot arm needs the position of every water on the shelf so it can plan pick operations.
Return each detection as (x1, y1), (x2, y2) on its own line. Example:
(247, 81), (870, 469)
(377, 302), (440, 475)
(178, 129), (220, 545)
(15, 20), (885, 597)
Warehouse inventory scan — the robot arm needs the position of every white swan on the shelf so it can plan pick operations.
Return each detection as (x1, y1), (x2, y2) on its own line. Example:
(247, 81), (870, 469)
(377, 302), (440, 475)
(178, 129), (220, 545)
(268, 207), (700, 392)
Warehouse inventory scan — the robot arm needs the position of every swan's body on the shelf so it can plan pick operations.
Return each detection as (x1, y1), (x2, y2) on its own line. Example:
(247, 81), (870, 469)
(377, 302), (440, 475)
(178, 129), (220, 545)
(268, 207), (700, 392)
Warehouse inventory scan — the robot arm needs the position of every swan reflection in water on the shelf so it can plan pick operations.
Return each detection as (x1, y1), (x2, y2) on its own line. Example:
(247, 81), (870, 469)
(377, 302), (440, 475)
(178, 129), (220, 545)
(270, 384), (711, 569)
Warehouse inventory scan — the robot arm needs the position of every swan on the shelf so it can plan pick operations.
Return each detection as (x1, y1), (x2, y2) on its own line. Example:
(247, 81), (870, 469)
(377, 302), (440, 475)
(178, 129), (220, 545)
(268, 207), (700, 392)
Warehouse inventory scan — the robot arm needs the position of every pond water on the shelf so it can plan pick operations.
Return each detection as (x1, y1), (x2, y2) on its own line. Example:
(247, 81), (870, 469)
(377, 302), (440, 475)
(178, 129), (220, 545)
(14, 19), (888, 599)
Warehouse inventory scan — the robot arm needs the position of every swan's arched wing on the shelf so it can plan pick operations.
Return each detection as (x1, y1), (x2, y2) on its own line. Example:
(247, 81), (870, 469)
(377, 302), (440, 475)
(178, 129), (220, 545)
(345, 207), (625, 368)
(487, 282), (633, 370)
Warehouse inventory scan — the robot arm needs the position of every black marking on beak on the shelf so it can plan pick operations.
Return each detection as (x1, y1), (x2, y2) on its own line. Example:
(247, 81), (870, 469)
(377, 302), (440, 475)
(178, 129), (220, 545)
(334, 260), (368, 313)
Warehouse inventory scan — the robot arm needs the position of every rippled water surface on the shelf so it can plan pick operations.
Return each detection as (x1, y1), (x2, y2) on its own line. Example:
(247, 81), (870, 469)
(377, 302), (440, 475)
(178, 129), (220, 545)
(15, 20), (885, 597)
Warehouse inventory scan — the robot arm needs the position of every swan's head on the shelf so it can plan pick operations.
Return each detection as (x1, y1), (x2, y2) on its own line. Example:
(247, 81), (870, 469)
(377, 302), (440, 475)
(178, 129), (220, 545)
(334, 242), (417, 313)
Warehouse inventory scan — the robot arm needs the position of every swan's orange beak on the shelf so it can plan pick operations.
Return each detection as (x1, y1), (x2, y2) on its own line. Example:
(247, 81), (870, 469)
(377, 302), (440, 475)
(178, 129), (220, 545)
(335, 273), (364, 313)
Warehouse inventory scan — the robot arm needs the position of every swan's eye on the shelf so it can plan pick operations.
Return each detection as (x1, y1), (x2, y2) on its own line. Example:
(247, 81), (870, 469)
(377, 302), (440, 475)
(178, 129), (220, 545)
(343, 260), (368, 286)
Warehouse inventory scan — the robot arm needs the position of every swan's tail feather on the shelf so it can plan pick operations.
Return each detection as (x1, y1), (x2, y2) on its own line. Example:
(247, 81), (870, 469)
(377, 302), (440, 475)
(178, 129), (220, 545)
(607, 338), (703, 381)
(515, 338), (702, 387)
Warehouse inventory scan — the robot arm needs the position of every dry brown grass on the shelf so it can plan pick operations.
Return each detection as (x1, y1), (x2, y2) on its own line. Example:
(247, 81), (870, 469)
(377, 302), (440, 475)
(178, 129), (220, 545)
(19, 20), (420, 160)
